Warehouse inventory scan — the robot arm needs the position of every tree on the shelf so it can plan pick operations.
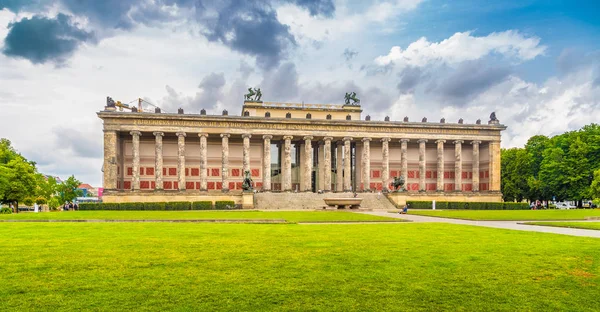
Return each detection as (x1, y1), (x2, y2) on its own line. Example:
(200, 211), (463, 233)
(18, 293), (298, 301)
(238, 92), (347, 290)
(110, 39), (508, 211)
(501, 148), (532, 202)
(591, 169), (600, 202)
(37, 175), (58, 202)
(0, 157), (39, 212)
(56, 175), (83, 204)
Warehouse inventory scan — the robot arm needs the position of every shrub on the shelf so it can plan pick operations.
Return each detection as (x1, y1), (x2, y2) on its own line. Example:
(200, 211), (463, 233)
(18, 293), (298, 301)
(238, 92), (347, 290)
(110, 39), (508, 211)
(48, 198), (60, 211)
(120, 203), (144, 210)
(0, 207), (12, 214)
(23, 198), (34, 206)
(192, 201), (213, 210)
(406, 201), (432, 209)
(215, 201), (236, 210)
(35, 197), (47, 205)
(145, 202), (166, 211)
(166, 202), (191, 210)
(79, 203), (97, 210)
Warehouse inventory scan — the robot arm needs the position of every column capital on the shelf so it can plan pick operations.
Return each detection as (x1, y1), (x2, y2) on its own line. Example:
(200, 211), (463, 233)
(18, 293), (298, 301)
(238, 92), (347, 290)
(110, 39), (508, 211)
(242, 134), (252, 139)
(303, 136), (313, 141)
(323, 136), (333, 142)
(417, 139), (428, 144)
(262, 135), (273, 140)
(343, 137), (353, 142)
(400, 138), (410, 143)
(198, 133), (209, 138)
(220, 133), (230, 138)
(130, 130), (142, 136)
(471, 140), (482, 145)
(453, 140), (464, 144)
(361, 137), (372, 142)
(435, 139), (446, 144)
(336, 140), (344, 146)
(381, 137), (391, 143)
(176, 132), (186, 137)
(283, 135), (293, 140)
(152, 132), (164, 137)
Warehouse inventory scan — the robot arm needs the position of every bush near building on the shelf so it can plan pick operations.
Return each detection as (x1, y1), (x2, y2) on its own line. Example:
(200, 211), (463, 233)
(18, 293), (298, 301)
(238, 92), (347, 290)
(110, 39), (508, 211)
(406, 201), (529, 210)
(78, 201), (239, 211)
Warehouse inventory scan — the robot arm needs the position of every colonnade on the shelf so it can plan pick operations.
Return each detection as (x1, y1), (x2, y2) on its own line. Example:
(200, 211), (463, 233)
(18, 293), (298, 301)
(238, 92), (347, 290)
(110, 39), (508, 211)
(119, 131), (491, 193)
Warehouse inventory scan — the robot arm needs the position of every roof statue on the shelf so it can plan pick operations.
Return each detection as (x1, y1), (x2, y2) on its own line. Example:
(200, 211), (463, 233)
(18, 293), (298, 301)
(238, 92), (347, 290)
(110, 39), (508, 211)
(244, 88), (262, 102)
(344, 92), (360, 105)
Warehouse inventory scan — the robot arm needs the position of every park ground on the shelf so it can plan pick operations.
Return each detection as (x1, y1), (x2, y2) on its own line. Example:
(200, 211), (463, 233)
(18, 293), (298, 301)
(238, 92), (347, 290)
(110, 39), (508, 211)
(1, 210), (600, 311)
(408, 209), (600, 221)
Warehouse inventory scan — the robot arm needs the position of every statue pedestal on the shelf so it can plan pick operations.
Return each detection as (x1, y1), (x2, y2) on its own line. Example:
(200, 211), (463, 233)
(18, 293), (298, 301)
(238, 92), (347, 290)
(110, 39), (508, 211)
(242, 191), (254, 209)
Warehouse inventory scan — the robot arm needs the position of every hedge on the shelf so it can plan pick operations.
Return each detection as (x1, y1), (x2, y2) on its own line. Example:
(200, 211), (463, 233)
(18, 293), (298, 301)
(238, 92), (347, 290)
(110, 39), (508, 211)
(406, 201), (529, 210)
(215, 201), (236, 210)
(192, 201), (213, 210)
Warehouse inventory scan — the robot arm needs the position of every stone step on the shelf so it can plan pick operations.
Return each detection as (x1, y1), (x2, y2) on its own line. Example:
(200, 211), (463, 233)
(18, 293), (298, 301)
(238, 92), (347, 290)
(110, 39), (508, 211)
(254, 192), (397, 210)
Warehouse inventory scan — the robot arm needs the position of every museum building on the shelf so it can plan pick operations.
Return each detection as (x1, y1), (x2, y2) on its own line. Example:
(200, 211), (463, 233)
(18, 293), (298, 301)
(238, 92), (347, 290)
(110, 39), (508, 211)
(99, 97), (506, 207)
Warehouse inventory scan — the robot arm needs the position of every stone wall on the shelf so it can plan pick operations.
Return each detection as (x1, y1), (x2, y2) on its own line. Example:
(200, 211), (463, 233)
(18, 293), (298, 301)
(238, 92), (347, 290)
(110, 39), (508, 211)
(386, 192), (503, 207)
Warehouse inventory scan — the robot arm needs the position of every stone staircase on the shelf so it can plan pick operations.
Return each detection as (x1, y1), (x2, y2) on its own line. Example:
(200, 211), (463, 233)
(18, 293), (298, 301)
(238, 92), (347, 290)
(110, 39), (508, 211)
(254, 192), (397, 210)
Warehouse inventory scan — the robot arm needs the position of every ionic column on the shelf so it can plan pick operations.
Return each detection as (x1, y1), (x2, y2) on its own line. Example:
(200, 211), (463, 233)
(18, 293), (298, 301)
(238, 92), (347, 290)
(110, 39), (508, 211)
(317, 142), (325, 191)
(176, 132), (186, 190)
(343, 137), (353, 192)
(283, 136), (293, 191)
(242, 134), (251, 175)
(153, 132), (164, 190)
(400, 139), (409, 182)
(361, 138), (371, 191)
(418, 139), (428, 192)
(221, 134), (230, 192)
(303, 136), (313, 192)
(130, 131), (142, 190)
(454, 140), (464, 192)
(262, 135), (272, 191)
(199, 133), (208, 191)
(323, 137), (333, 192)
(436, 140), (445, 192)
(489, 141), (501, 191)
(336, 141), (343, 192)
(472, 140), (481, 192)
(381, 138), (390, 192)
(103, 130), (118, 190)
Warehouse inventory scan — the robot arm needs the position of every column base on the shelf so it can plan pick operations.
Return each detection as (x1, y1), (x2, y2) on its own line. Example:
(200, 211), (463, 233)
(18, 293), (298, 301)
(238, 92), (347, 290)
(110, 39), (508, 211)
(200, 188), (207, 192)
(436, 190), (444, 192)
(419, 190), (426, 193)
(221, 188), (229, 193)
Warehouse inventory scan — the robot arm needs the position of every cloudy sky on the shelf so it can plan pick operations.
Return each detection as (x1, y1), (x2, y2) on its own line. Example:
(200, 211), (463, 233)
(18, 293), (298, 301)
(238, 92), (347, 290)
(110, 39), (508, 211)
(1, 0), (599, 186)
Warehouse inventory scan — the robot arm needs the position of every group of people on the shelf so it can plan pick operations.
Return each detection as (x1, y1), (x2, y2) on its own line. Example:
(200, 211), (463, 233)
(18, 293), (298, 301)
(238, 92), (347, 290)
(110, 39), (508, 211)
(63, 202), (79, 211)
(530, 200), (545, 210)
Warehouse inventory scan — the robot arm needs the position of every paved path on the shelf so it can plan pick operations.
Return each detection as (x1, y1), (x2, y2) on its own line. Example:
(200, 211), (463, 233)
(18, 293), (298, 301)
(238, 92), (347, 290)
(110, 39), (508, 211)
(358, 211), (600, 238)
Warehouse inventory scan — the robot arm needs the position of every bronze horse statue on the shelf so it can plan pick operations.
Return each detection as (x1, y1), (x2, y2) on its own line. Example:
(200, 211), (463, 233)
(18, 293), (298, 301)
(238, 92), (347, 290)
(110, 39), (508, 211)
(392, 176), (405, 192)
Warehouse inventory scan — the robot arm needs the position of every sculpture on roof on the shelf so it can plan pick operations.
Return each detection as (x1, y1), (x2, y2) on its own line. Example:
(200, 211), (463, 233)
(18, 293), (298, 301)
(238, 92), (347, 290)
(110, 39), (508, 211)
(344, 92), (360, 105)
(244, 88), (262, 102)
(490, 112), (497, 121)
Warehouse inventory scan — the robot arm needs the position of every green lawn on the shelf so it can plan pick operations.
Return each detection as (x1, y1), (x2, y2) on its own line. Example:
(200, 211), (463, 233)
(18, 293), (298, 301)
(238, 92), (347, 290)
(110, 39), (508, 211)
(409, 209), (600, 220)
(525, 222), (600, 231)
(1, 223), (600, 311)
(0, 210), (399, 223)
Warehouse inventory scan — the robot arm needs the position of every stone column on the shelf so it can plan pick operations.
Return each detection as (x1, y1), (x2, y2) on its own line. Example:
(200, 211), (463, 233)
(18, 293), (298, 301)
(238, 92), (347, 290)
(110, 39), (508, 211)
(176, 132), (186, 190)
(317, 142), (325, 191)
(283, 136), (293, 191)
(323, 137), (333, 192)
(336, 141), (343, 192)
(400, 139), (410, 182)
(489, 141), (501, 191)
(242, 134), (251, 175)
(221, 134), (230, 192)
(103, 130), (118, 190)
(436, 140), (445, 192)
(361, 138), (371, 192)
(130, 131), (142, 190)
(303, 136), (313, 192)
(454, 140), (464, 192)
(472, 140), (481, 192)
(343, 137), (353, 192)
(418, 139), (427, 192)
(153, 132), (164, 190)
(381, 138), (390, 192)
(262, 135), (272, 191)
(199, 133), (208, 191)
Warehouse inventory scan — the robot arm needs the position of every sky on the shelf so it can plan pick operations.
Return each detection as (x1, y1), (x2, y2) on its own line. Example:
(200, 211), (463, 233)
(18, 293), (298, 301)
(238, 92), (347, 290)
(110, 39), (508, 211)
(1, 0), (599, 186)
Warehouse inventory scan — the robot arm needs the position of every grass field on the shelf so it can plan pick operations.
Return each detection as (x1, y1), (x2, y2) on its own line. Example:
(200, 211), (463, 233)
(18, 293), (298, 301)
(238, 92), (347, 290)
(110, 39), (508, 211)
(0, 211), (399, 222)
(409, 209), (600, 220)
(1, 222), (599, 311)
(524, 222), (600, 231)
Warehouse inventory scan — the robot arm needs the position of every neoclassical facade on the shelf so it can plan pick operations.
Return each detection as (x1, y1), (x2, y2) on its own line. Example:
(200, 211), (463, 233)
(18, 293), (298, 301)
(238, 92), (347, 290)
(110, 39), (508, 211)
(99, 100), (506, 205)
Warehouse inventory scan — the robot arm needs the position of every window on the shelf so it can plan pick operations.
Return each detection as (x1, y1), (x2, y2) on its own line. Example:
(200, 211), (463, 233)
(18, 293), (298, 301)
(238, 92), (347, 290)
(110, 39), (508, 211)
(243, 111), (250, 116)
(306, 113), (311, 119)
(326, 114), (332, 120)
(265, 112), (271, 117)
(286, 112), (291, 118)
(346, 114), (351, 120)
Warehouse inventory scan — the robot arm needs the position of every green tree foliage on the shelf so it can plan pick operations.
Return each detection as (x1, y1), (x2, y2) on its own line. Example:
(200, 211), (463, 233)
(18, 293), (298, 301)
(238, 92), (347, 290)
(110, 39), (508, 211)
(502, 124), (600, 204)
(56, 175), (83, 204)
(0, 140), (39, 212)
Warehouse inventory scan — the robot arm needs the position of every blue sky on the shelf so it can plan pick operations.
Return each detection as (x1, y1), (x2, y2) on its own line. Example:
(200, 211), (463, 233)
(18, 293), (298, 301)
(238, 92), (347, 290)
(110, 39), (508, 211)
(0, 0), (599, 185)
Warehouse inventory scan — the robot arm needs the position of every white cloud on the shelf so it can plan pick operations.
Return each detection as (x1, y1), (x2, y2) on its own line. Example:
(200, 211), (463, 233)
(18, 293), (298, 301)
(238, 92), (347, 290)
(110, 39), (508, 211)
(375, 30), (547, 67)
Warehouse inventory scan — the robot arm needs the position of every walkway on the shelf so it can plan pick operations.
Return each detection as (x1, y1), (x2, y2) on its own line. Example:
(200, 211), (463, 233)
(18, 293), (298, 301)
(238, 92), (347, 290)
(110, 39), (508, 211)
(358, 211), (600, 238)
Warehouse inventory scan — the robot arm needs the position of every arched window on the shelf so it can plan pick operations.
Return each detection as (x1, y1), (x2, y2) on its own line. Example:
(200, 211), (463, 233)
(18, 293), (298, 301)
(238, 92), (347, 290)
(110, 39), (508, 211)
(265, 112), (271, 118)
(306, 113), (311, 119)
(346, 114), (351, 120)
(286, 112), (291, 118)
(326, 114), (332, 120)
(243, 111), (250, 117)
